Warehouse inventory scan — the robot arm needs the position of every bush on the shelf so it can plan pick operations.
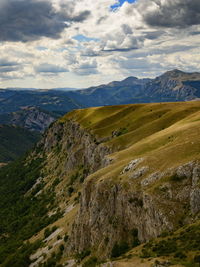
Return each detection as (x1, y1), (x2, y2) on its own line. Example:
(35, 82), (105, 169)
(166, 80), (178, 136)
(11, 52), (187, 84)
(170, 173), (186, 182)
(59, 244), (64, 252)
(75, 249), (91, 261)
(68, 186), (74, 196)
(152, 239), (177, 256)
(44, 228), (51, 238)
(44, 226), (58, 238)
(52, 178), (60, 187)
(131, 228), (140, 247)
(111, 242), (129, 258)
(83, 256), (98, 267)
(64, 234), (69, 242)
(174, 251), (186, 259)
(194, 255), (200, 263)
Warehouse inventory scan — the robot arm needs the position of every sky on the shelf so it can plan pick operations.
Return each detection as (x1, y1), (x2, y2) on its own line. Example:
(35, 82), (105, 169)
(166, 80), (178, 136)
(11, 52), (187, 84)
(0, 0), (200, 89)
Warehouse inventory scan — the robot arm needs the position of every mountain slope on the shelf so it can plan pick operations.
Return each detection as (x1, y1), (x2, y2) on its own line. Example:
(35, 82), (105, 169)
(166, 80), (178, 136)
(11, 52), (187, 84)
(144, 69), (200, 102)
(0, 101), (200, 266)
(0, 90), (83, 114)
(0, 125), (39, 162)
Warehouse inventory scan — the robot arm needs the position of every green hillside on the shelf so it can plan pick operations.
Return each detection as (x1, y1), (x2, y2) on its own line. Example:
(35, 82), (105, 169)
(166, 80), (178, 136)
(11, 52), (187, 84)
(0, 101), (200, 267)
(0, 125), (40, 162)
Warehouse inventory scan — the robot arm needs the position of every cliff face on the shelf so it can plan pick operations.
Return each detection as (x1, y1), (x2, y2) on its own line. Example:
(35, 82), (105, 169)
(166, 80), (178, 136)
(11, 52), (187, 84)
(34, 102), (200, 260)
(68, 160), (200, 258)
(40, 118), (112, 178)
(10, 107), (56, 132)
(3, 102), (200, 266)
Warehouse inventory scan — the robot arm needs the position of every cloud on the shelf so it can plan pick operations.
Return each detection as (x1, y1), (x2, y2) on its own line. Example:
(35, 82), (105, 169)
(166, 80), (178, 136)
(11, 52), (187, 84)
(0, 0), (200, 88)
(0, 58), (19, 67)
(142, 0), (200, 28)
(0, 58), (20, 74)
(0, 66), (20, 73)
(35, 63), (68, 73)
(0, 0), (90, 42)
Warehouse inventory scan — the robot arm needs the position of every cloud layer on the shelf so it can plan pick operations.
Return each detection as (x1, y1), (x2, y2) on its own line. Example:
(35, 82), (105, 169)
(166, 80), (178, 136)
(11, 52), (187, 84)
(0, 0), (199, 88)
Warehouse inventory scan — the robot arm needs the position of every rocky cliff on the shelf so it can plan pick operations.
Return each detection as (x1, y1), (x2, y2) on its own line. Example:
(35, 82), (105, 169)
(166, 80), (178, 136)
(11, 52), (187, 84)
(1, 101), (200, 267)
(31, 101), (200, 264)
(10, 106), (56, 132)
(69, 160), (200, 258)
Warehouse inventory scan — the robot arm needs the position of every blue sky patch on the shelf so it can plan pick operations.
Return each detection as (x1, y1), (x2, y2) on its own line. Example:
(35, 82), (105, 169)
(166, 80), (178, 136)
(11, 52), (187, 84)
(73, 34), (99, 42)
(111, 0), (136, 10)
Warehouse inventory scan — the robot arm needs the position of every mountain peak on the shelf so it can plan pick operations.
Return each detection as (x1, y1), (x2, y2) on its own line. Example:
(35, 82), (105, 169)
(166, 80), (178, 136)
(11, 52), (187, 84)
(162, 69), (185, 78)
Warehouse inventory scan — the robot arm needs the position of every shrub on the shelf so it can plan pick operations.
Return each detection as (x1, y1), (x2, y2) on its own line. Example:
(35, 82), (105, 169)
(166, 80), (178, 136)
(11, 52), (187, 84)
(111, 242), (129, 258)
(64, 234), (69, 242)
(140, 248), (152, 258)
(194, 255), (200, 263)
(57, 235), (61, 240)
(152, 239), (177, 256)
(75, 249), (91, 261)
(68, 186), (74, 196)
(174, 251), (186, 259)
(83, 256), (98, 267)
(52, 178), (60, 187)
(170, 173), (186, 182)
(44, 228), (51, 238)
(59, 244), (64, 252)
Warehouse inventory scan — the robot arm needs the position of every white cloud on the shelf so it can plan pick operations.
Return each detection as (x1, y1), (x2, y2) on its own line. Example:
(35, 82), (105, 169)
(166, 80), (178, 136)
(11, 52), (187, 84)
(0, 0), (199, 88)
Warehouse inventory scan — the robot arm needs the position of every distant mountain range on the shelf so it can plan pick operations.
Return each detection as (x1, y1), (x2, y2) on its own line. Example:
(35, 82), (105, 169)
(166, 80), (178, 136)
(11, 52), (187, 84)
(0, 70), (200, 116)
(0, 69), (200, 163)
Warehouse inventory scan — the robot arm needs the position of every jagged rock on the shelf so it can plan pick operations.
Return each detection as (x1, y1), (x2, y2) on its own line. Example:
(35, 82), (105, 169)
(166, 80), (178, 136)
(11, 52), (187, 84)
(41, 119), (112, 175)
(192, 164), (200, 186)
(67, 180), (172, 258)
(11, 106), (56, 132)
(176, 161), (195, 180)
(152, 260), (171, 267)
(141, 171), (164, 186)
(129, 166), (149, 179)
(159, 183), (173, 199)
(190, 188), (200, 214)
(120, 158), (144, 174)
(65, 161), (200, 258)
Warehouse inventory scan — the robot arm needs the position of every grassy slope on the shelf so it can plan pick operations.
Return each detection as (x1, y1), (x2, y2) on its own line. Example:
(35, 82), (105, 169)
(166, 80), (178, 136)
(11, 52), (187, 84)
(0, 125), (40, 162)
(61, 101), (200, 266)
(62, 101), (200, 177)
(1, 101), (200, 267)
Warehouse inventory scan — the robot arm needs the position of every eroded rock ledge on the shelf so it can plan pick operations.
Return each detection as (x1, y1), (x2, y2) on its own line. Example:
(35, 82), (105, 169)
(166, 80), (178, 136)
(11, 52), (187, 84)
(68, 160), (200, 258)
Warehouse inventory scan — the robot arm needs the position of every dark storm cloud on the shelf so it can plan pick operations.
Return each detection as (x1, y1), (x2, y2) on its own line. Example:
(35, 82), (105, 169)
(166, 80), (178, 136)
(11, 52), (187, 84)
(144, 0), (200, 28)
(0, 0), (90, 42)
(35, 63), (68, 73)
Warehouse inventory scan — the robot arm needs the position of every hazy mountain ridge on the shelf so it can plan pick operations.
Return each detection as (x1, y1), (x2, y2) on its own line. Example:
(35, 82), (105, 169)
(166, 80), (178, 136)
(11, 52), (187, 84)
(0, 70), (200, 115)
(0, 90), (83, 114)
